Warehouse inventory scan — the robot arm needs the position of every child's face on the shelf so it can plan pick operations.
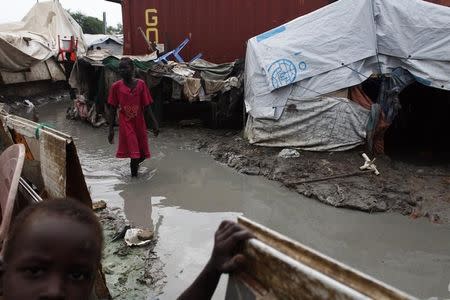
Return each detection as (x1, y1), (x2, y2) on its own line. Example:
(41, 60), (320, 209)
(1, 214), (101, 300)
(118, 62), (134, 81)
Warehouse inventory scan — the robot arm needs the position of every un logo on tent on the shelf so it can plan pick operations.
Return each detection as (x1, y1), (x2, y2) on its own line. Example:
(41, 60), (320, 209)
(269, 59), (297, 89)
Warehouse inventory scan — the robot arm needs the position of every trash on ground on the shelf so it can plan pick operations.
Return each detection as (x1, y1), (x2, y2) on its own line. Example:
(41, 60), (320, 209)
(278, 149), (301, 159)
(124, 228), (154, 247)
(360, 153), (380, 176)
(92, 200), (107, 211)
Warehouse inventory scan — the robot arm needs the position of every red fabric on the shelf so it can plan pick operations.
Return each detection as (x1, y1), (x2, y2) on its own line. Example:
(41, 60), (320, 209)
(348, 85), (372, 110)
(108, 79), (153, 159)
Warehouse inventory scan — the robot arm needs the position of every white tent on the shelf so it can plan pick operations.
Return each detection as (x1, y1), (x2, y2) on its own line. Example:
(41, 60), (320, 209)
(244, 0), (450, 151)
(0, 1), (87, 72)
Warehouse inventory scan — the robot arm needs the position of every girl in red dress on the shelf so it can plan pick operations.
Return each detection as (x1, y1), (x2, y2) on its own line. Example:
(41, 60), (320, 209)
(107, 57), (159, 177)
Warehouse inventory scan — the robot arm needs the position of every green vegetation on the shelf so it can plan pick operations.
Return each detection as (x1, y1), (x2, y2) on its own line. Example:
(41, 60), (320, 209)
(69, 11), (123, 35)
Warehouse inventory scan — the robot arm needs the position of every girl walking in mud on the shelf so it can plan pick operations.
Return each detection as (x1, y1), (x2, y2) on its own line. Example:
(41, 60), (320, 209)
(107, 57), (159, 177)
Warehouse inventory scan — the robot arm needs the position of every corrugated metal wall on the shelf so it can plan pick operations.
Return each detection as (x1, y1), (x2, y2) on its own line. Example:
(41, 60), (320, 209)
(121, 0), (450, 63)
(122, 0), (332, 62)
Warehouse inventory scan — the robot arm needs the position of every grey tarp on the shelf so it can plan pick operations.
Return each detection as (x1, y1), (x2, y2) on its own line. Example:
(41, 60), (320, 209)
(189, 59), (236, 81)
(244, 0), (450, 151)
(245, 0), (450, 121)
(245, 97), (370, 151)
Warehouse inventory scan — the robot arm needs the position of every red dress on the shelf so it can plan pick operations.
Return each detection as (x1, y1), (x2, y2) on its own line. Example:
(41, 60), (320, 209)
(108, 79), (153, 159)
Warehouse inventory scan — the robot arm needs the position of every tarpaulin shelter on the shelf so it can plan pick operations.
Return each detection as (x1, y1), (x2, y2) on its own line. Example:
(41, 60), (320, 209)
(68, 52), (244, 128)
(84, 34), (123, 56)
(244, 0), (450, 152)
(0, 1), (87, 72)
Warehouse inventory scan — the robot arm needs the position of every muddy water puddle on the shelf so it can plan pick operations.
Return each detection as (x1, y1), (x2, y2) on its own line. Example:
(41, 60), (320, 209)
(39, 101), (450, 299)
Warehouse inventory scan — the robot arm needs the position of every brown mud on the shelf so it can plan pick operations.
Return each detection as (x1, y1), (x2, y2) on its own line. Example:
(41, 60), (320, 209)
(193, 128), (450, 224)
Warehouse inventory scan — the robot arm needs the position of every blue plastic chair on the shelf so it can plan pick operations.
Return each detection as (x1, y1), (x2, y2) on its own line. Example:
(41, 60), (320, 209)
(155, 38), (203, 64)
(189, 53), (203, 63)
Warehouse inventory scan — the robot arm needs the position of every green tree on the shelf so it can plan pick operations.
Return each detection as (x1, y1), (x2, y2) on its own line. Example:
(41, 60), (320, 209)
(69, 11), (104, 34)
(107, 23), (123, 35)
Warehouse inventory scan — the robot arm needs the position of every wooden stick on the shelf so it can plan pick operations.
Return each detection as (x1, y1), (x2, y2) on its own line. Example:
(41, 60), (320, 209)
(138, 27), (157, 53)
(294, 171), (371, 185)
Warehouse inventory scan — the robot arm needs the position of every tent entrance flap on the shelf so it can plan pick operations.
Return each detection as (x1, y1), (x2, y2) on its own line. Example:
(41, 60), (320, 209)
(384, 83), (450, 164)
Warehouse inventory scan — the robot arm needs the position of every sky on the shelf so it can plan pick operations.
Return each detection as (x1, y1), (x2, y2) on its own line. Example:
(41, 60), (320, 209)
(0, 0), (123, 26)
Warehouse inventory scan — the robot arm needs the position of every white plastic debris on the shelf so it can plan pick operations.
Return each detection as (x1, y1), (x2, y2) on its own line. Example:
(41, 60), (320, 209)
(360, 153), (380, 175)
(278, 149), (301, 159)
(124, 228), (154, 247)
(24, 99), (35, 113)
(24, 99), (34, 107)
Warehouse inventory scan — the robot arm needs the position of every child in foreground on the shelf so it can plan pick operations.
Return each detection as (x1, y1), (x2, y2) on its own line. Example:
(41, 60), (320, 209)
(0, 199), (252, 299)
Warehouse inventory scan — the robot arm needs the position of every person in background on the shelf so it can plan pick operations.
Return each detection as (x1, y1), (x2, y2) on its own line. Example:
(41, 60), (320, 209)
(0, 199), (252, 300)
(107, 57), (159, 177)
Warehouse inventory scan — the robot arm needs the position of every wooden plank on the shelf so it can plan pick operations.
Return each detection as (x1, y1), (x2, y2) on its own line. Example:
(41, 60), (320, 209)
(0, 70), (26, 85)
(39, 130), (67, 199)
(227, 217), (416, 300)
(0, 59), (64, 85)
(25, 61), (52, 82)
(45, 59), (66, 81)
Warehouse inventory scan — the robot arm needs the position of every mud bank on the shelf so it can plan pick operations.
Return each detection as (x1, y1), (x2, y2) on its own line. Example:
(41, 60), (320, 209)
(96, 207), (166, 299)
(193, 129), (450, 223)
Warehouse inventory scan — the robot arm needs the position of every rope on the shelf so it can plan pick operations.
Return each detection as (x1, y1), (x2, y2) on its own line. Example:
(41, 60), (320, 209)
(35, 123), (55, 139)
(341, 63), (371, 80)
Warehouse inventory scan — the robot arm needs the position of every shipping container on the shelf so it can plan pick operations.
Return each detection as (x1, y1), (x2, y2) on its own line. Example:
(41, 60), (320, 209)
(119, 0), (333, 63)
(427, 0), (450, 5)
(112, 0), (450, 63)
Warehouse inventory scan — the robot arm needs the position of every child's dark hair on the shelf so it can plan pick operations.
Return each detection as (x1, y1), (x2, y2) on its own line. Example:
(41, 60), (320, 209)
(119, 57), (134, 69)
(3, 198), (103, 262)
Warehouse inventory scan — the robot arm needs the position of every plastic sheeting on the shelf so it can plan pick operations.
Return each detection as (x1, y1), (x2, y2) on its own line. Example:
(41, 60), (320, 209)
(251, 0), (376, 92)
(0, 1), (87, 72)
(375, 0), (450, 61)
(189, 59), (237, 81)
(245, 0), (450, 121)
(245, 97), (370, 151)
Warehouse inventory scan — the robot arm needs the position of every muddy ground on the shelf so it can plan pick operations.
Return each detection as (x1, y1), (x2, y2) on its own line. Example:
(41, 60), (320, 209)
(188, 127), (450, 224)
(96, 207), (166, 299)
